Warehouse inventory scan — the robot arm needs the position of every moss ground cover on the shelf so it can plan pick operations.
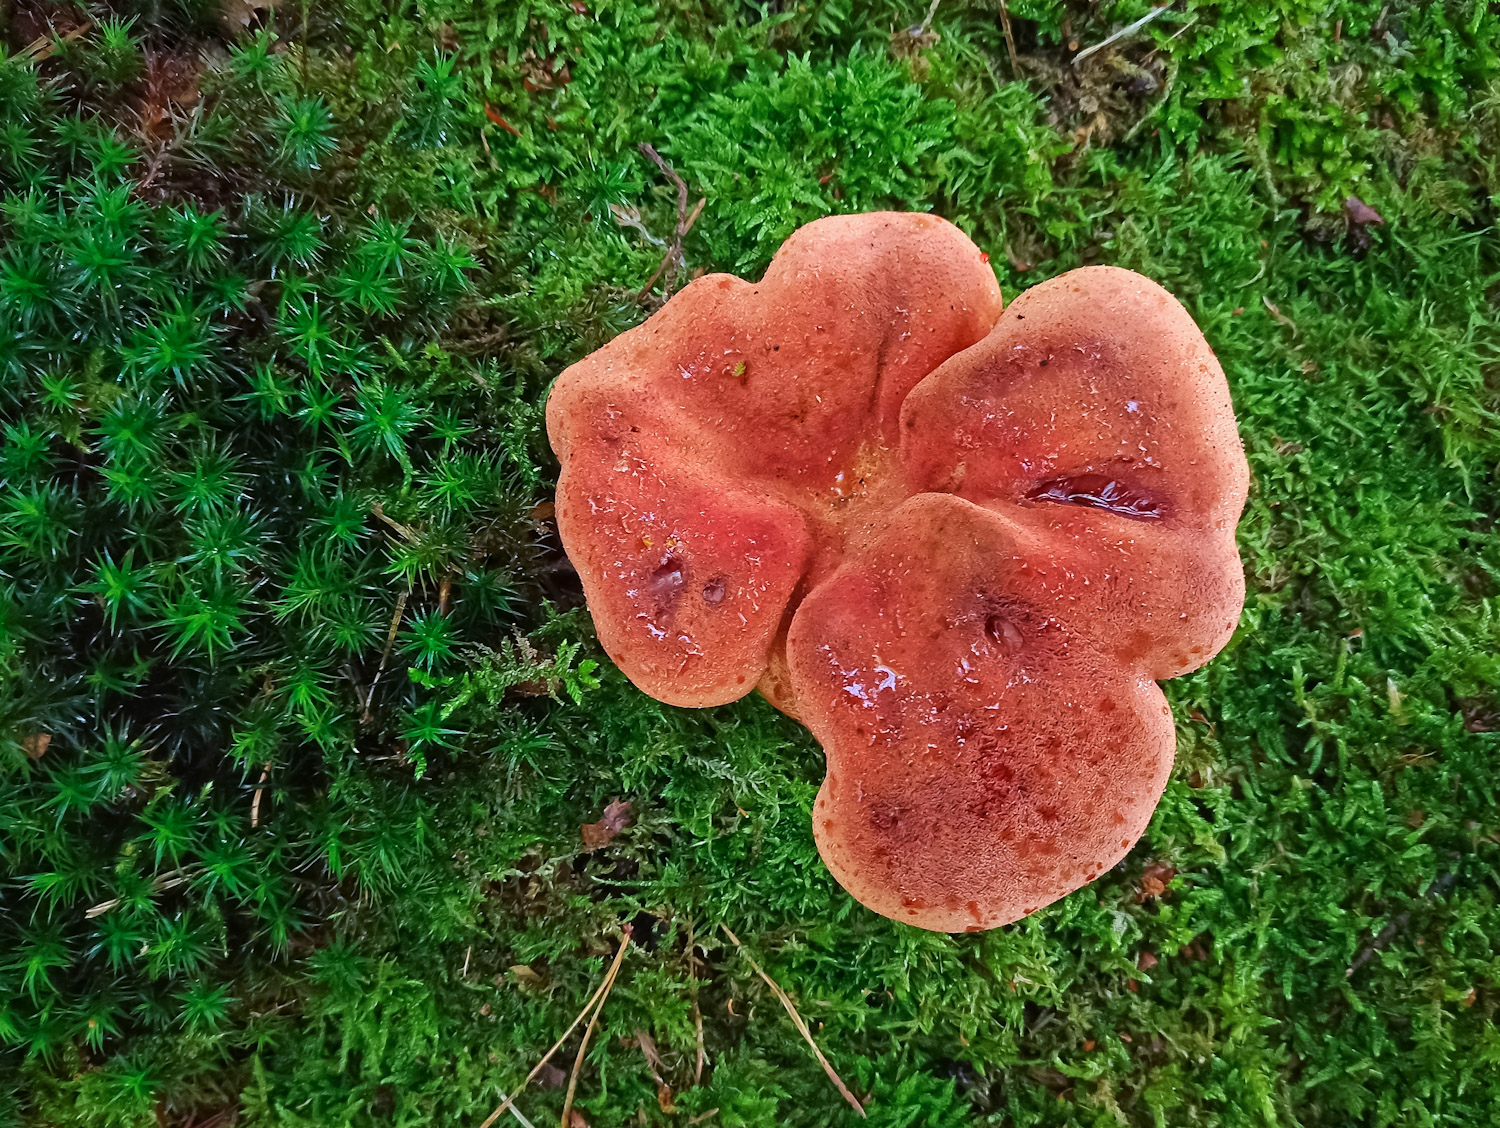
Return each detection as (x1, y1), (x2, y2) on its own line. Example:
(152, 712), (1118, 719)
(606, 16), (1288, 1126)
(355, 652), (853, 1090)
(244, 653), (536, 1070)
(2, 1), (1499, 1125)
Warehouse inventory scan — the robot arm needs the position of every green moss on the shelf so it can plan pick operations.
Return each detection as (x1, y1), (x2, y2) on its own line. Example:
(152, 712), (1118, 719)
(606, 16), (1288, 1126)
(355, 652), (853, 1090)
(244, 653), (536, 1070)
(4, 2), (1500, 1126)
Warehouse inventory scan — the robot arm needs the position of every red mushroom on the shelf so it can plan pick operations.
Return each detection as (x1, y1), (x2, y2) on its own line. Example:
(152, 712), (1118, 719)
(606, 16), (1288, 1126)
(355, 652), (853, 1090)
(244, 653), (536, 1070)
(547, 214), (1248, 931)
(547, 213), (1002, 707)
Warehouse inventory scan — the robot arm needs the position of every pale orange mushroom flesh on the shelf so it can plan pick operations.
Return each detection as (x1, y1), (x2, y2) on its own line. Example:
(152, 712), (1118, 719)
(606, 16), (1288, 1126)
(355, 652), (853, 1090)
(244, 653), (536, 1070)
(546, 212), (1248, 932)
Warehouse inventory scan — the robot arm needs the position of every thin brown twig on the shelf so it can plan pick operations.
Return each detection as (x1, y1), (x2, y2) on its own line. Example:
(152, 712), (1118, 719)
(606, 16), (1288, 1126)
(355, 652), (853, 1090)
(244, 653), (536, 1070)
(996, 0), (1020, 77)
(477, 930), (633, 1128)
(371, 501), (418, 542)
(692, 1001), (706, 1086)
(19, 19), (93, 62)
(1347, 871), (1459, 978)
(641, 142), (686, 242)
(86, 866), (202, 919)
(361, 590), (409, 725)
(300, 0), (311, 86)
(634, 1028), (666, 1084)
(720, 925), (865, 1117)
(1262, 295), (1299, 336)
(249, 760), (272, 828)
(637, 143), (704, 298)
(1073, 3), (1174, 67)
(138, 143), (173, 191)
(685, 921), (707, 1086)
(375, 590), (409, 670)
(1139, 15), (1197, 64)
(560, 929), (633, 1127)
(637, 197), (703, 296)
(485, 103), (523, 137)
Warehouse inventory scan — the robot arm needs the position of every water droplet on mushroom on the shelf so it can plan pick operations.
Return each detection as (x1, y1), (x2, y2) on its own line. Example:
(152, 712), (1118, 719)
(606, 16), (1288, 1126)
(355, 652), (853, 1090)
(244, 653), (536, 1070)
(1026, 474), (1163, 519)
(985, 613), (1024, 655)
(701, 576), (726, 604)
(647, 556), (685, 605)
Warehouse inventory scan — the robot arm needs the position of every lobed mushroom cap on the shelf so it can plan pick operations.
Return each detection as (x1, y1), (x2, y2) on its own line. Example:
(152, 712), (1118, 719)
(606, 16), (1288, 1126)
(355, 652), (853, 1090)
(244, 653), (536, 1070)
(899, 265), (1248, 681)
(787, 493), (1177, 931)
(547, 212), (1002, 707)
(547, 215), (1248, 931)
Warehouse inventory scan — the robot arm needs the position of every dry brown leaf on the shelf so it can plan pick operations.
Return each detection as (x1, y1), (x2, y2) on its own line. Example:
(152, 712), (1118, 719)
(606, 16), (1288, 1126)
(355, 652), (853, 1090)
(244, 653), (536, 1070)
(510, 964), (545, 987)
(137, 48), (204, 141)
(23, 733), (51, 760)
(1137, 863), (1176, 902)
(1345, 196), (1385, 227)
(657, 1083), (677, 1114)
(581, 798), (634, 849)
(221, 0), (276, 32)
(634, 1027), (665, 1080)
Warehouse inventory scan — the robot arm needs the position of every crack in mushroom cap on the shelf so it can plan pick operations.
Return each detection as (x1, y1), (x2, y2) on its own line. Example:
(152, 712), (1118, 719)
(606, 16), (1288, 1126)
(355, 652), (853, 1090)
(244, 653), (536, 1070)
(546, 213), (1248, 931)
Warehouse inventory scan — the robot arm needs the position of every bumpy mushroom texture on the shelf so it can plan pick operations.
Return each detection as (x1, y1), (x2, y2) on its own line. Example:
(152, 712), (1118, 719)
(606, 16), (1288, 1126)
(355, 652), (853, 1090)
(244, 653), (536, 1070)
(899, 266), (1248, 682)
(548, 212), (1003, 707)
(547, 215), (1248, 931)
(787, 494), (1177, 931)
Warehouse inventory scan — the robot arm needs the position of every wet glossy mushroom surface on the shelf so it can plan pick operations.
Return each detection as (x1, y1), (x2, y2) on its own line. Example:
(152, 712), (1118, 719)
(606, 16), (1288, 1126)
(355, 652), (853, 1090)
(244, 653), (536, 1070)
(547, 212), (1248, 931)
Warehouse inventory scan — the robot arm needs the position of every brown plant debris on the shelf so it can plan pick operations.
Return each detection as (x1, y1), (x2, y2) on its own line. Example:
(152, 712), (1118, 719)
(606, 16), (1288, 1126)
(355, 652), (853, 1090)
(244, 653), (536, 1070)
(581, 799), (634, 849)
(478, 929), (632, 1128)
(719, 924), (865, 1117)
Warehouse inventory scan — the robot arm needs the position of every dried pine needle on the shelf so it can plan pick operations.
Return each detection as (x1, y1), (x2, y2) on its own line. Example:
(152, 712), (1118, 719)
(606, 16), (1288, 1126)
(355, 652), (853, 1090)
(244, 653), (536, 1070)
(478, 930), (632, 1128)
(720, 924), (865, 1117)
(559, 924), (632, 1127)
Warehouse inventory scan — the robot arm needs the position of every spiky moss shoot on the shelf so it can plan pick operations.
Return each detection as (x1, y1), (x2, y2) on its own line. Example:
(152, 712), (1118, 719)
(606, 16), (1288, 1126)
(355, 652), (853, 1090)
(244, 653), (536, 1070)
(6, 2), (1500, 1127)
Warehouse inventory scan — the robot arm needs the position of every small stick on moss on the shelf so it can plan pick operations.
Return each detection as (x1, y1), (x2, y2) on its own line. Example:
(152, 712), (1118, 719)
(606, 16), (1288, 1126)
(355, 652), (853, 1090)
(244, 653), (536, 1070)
(249, 760), (272, 828)
(637, 143), (704, 298)
(1139, 15), (1197, 64)
(685, 921), (707, 1085)
(560, 927), (633, 1127)
(478, 929), (632, 1128)
(719, 925), (865, 1117)
(505, 1106), (538, 1128)
(692, 1000), (706, 1085)
(362, 589), (409, 724)
(19, 19), (92, 62)
(371, 501), (418, 542)
(996, 0), (1020, 76)
(485, 103), (523, 137)
(1347, 871), (1459, 978)
(1073, 3), (1174, 67)
(1262, 295), (1299, 336)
